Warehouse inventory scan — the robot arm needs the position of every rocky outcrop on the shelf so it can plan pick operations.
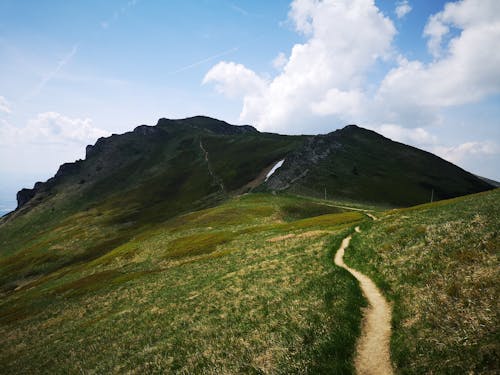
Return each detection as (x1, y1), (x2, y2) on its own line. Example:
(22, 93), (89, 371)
(133, 124), (162, 136)
(16, 188), (37, 208)
(265, 132), (343, 191)
(157, 116), (258, 135)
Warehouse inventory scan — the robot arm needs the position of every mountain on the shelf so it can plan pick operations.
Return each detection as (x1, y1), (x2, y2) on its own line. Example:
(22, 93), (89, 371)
(8, 117), (493, 218)
(264, 125), (494, 206)
(0, 116), (493, 288)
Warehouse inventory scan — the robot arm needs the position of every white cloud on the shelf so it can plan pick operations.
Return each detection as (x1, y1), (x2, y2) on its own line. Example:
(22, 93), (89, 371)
(203, 61), (267, 99)
(424, 0), (500, 58)
(374, 124), (437, 145)
(204, 0), (395, 133)
(378, 0), (500, 127)
(0, 114), (110, 181)
(272, 52), (287, 70)
(0, 112), (110, 146)
(433, 141), (499, 164)
(395, 0), (412, 19)
(311, 88), (364, 118)
(0, 96), (11, 114)
(204, 0), (500, 142)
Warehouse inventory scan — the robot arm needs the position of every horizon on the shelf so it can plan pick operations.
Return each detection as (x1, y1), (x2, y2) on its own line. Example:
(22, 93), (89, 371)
(1, 0), (499, 214)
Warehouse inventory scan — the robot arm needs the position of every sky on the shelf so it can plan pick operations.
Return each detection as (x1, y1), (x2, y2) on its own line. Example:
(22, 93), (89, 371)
(0, 0), (499, 214)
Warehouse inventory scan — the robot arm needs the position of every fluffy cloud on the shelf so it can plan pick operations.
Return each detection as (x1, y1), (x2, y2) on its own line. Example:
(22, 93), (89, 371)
(204, 0), (500, 136)
(204, 0), (395, 133)
(424, 0), (500, 58)
(272, 52), (287, 70)
(0, 112), (109, 145)
(374, 124), (437, 146)
(433, 141), (499, 164)
(0, 96), (11, 114)
(395, 1), (412, 19)
(0, 113), (110, 180)
(202, 61), (267, 99)
(378, 0), (500, 127)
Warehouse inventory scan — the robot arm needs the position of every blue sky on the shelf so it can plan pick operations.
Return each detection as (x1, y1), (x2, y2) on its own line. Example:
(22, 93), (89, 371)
(0, 0), (499, 213)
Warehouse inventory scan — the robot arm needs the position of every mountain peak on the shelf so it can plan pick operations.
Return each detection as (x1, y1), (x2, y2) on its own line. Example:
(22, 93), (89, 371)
(156, 116), (258, 135)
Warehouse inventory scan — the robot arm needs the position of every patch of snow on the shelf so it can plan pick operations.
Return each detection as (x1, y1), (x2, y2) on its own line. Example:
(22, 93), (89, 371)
(265, 159), (285, 181)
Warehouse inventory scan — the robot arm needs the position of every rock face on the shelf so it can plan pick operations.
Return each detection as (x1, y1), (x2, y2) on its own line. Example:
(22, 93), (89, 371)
(16, 188), (37, 208)
(265, 131), (344, 191)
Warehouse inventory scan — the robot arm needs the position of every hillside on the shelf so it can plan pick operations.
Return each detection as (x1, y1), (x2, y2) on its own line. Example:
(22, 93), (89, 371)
(346, 189), (499, 373)
(0, 186), (498, 373)
(264, 125), (493, 206)
(0, 116), (493, 295)
(0, 116), (497, 373)
(0, 194), (367, 373)
(0, 117), (303, 289)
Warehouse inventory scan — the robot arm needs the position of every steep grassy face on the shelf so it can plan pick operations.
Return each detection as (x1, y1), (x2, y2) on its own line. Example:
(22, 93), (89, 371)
(344, 189), (500, 374)
(0, 194), (367, 374)
(266, 125), (493, 206)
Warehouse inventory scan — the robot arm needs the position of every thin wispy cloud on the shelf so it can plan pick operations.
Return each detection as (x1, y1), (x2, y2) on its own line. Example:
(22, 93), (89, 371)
(29, 45), (78, 98)
(229, 3), (249, 16)
(228, 2), (264, 18)
(170, 47), (239, 75)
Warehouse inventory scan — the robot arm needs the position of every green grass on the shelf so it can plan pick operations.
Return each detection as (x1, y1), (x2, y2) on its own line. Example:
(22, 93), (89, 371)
(0, 193), (367, 374)
(344, 189), (500, 374)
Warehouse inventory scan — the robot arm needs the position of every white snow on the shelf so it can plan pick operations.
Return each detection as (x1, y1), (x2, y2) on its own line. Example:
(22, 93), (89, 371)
(265, 159), (285, 181)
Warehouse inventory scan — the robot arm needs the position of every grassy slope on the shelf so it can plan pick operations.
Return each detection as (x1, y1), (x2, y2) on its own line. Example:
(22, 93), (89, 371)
(286, 127), (493, 207)
(344, 189), (499, 374)
(0, 194), (367, 374)
(0, 127), (303, 291)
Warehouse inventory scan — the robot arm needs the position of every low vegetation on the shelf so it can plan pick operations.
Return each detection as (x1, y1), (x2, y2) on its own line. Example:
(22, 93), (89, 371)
(0, 194), (367, 374)
(345, 189), (499, 374)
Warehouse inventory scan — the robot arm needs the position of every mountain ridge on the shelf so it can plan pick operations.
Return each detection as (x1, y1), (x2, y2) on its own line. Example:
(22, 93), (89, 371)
(8, 115), (494, 217)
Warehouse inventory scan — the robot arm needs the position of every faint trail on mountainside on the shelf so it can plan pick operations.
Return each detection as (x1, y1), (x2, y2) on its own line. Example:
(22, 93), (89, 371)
(315, 202), (379, 221)
(199, 139), (225, 193)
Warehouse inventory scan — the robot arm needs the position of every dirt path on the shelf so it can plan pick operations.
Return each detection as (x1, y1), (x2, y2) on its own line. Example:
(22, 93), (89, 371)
(314, 202), (378, 220)
(334, 227), (393, 375)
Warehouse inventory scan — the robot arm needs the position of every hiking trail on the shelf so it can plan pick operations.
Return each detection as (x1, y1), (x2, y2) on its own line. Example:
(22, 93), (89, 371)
(334, 226), (393, 375)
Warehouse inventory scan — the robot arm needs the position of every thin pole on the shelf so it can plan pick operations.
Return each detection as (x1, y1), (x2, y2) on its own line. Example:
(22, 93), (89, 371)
(324, 187), (327, 200)
(430, 188), (434, 203)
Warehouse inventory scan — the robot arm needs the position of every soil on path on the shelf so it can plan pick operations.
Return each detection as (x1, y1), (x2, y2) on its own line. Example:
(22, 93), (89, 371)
(334, 227), (393, 375)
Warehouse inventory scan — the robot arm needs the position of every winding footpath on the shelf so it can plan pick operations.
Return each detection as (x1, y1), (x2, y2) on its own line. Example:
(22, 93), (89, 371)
(334, 226), (394, 375)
